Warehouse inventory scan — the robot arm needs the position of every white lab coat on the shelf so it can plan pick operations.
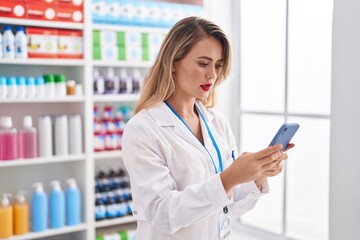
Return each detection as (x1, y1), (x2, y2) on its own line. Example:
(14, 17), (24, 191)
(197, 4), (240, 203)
(122, 101), (268, 240)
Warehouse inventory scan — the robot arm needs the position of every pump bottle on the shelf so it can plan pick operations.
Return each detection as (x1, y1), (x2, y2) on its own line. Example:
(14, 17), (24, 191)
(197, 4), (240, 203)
(0, 116), (17, 160)
(66, 178), (81, 225)
(0, 193), (13, 238)
(18, 115), (38, 159)
(50, 180), (65, 229)
(13, 191), (28, 235)
(32, 182), (47, 232)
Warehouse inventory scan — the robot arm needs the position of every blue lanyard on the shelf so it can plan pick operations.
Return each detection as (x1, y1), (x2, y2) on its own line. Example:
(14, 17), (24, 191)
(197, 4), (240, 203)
(164, 101), (223, 174)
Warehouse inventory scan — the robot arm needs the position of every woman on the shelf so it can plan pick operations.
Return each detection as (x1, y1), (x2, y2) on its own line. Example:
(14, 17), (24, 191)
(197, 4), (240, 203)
(122, 16), (293, 240)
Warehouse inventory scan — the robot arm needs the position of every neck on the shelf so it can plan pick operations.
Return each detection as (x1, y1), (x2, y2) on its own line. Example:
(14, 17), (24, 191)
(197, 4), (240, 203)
(166, 96), (197, 118)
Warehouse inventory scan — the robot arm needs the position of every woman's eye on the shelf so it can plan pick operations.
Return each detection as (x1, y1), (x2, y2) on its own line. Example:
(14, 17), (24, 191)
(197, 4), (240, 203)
(215, 64), (223, 70)
(199, 62), (208, 67)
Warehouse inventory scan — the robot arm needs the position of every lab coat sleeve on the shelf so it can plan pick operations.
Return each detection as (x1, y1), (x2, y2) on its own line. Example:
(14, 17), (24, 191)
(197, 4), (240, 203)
(216, 113), (269, 216)
(122, 119), (232, 235)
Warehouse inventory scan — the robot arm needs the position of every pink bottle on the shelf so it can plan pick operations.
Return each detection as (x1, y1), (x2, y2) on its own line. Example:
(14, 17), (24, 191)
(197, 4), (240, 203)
(0, 116), (17, 160)
(18, 116), (38, 159)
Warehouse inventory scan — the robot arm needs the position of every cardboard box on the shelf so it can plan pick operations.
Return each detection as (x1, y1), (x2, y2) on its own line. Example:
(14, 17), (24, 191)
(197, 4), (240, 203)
(56, 0), (83, 8)
(27, 27), (58, 58)
(56, 6), (83, 23)
(57, 29), (83, 59)
(27, 3), (56, 21)
(0, 1), (27, 19)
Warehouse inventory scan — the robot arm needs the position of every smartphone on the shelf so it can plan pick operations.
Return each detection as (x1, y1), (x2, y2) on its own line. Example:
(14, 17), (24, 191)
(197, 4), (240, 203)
(269, 123), (300, 151)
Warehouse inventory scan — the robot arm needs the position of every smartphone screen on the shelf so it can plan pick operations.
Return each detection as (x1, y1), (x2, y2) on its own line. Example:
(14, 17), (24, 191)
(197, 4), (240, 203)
(269, 123), (299, 151)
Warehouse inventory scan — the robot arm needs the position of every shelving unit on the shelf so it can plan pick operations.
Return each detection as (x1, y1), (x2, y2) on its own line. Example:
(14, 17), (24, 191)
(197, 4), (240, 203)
(0, 1), (207, 239)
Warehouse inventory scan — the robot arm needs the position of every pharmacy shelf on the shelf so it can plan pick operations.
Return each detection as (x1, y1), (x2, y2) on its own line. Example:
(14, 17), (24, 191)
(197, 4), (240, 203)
(0, 154), (86, 168)
(7, 223), (87, 240)
(95, 216), (136, 229)
(92, 60), (152, 68)
(93, 94), (139, 103)
(0, 17), (84, 30)
(94, 150), (123, 160)
(92, 23), (169, 34)
(0, 58), (85, 66)
(0, 96), (85, 103)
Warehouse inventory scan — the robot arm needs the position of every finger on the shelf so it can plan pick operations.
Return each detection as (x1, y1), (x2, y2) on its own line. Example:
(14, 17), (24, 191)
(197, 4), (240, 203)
(284, 143), (295, 152)
(259, 150), (283, 165)
(262, 159), (281, 171)
(254, 144), (283, 160)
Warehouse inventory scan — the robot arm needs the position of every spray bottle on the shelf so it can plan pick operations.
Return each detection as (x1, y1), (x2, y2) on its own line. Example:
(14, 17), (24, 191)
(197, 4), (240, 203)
(13, 191), (28, 235)
(66, 178), (81, 225)
(32, 182), (47, 232)
(49, 180), (65, 229)
(0, 193), (13, 238)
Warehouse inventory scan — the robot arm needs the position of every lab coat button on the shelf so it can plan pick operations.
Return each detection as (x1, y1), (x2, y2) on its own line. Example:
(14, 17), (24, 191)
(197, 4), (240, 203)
(133, 210), (138, 215)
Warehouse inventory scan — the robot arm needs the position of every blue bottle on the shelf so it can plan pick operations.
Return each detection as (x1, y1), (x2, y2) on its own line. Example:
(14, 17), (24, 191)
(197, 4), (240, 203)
(65, 178), (81, 226)
(31, 182), (47, 232)
(49, 180), (65, 229)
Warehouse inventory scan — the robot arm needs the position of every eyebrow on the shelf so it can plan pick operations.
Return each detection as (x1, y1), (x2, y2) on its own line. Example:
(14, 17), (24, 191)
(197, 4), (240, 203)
(197, 56), (223, 62)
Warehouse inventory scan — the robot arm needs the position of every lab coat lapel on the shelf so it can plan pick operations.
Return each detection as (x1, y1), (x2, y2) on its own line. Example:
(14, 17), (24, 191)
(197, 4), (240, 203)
(147, 102), (208, 155)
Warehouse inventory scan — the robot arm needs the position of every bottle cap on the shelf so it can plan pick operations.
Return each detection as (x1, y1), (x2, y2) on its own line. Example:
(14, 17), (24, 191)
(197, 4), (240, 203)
(15, 191), (27, 204)
(4, 25), (12, 31)
(26, 76), (36, 85)
(23, 115), (33, 128)
(43, 74), (55, 84)
(50, 180), (62, 190)
(6, 76), (17, 85)
(54, 74), (66, 83)
(33, 182), (45, 192)
(0, 76), (6, 85)
(16, 76), (26, 85)
(66, 178), (78, 188)
(35, 76), (45, 85)
(0, 193), (12, 207)
(16, 26), (25, 32)
(1, 116), (12, 128)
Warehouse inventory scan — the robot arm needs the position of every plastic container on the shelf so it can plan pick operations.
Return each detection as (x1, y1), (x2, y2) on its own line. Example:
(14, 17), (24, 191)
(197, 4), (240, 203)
(0, 75), (7, 98)
(54, 74), (66, 97)
(43, 74), (56, 98)
(65, 179), (81, 226)
(0, 194), (13, 238)
(93, 68), (105, 94)
(49, 180), (65, 229)
(6, 76), (17, 98)
(0, 116), (17, 160)
(104, 67), (119, 94)
(18, 116), (38, 159)
(66, 80), (76, 95)
(69, 114), (83, 154)
(3, 26), (15, 59)
(119, 68), (132, 94)
(35, 76), (46, 98)
(132, 68), (144, 93)
(38, 115), (53, 157)
(54, 115), (69, 156)
(16, 76), (27, 98)
(15, 26), (28, 59)
(0, 32), (3, 59)
(13, 191), (29, 235)
(31, 183), (47, 232)
(26, 76), (36, 98)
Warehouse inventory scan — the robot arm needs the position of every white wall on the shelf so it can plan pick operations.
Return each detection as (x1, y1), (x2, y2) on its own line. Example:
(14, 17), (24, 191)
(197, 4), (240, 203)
(330, 0), (360, 238)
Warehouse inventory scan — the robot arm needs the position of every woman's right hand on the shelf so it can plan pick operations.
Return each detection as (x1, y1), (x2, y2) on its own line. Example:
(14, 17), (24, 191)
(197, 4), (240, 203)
(220, 144), (285, 193)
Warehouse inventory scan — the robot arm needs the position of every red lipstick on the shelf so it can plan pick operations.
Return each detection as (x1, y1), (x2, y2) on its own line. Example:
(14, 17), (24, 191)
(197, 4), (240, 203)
(200, 83), (212, 91)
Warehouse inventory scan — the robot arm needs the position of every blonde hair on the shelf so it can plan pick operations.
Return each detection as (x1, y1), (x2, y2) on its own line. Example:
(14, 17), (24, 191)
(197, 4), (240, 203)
(135, 16), (232, 114)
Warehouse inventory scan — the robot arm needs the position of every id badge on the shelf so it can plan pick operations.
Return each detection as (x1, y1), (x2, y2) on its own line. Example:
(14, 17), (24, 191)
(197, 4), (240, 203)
(219, 211), (231, 240)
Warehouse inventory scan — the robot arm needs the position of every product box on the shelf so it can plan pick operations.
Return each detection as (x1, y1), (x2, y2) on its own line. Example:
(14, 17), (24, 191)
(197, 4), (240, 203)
(101, 45), (118, 61)
(56, 7), (83, 23)
(57, 30), (83, 59)
(118, 0), (135, 25)
(125, 31), (142, 47)
(92, 0), (106, 23)
(56, 0), (83, 8)
(105, 0), (121, 24)
(100, 30), (117, 46)
(27, 27), (58, 58)
(93, 45), (101, 60)
(27, 3), (56, 21)
(0, 0), (27, 19)
(93, 30), (100, 46)
(27, 0), (56, 5)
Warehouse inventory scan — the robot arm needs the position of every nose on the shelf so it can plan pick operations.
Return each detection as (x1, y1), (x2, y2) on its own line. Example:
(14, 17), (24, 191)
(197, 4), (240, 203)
(206, 65), (217, 80)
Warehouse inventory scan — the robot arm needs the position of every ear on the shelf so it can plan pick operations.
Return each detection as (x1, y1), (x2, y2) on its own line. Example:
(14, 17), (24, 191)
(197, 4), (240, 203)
(172, 63), (176, 73)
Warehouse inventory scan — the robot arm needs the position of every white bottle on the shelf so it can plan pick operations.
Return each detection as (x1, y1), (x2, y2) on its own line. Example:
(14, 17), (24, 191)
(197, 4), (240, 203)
(26, 76), (36, 98)
(14, 26), (27, 59)
(119, 68), (133, 94)
(16, 76), (26, 98)
(93, 68), (105, 95)
(3, 26), (15, 59)
(6, 76), (17, 98)
(35, 76), (45, 98)
(54, 115), (69, 156)
(0, 76), (7, 98)
(68, 114), (82, 155)
(38, 115), (53, 157)
(0, 32), (3, 59)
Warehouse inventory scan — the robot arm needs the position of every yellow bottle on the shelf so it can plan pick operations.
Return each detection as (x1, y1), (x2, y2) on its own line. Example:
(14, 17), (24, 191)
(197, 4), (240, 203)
(0, 193), (13, 238)
(13, 191), (29, 235)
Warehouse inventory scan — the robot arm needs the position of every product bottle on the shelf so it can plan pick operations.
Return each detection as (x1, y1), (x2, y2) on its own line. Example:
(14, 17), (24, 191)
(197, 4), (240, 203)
(18, 115), (38, 159)
(65, 178), (81, 226)
(14, 26), (28, 59)
(6, 76), (17, 98)
(132, 68), (144, 93)
(0, 75), (7, 98)
(13, 191), (29, 235)
(104, 67), (119, 94)
(119, 68), (133, 94)
(35, 76), (46, 98)
(38, 115), (53, 157)
(69, 114), (83, 155)
(26, 76), (36, 98)
(3, 25), (15, 59)
(54, 74), (66, 97)
(93, 68), (105, 95)
(49, 180), (65, 229)
(31, 182), (47, 232)
(43, 74), (55, 98)
(0, 116), (17, 160)
(54, 115), (69, 156)
(0, 194), (13, 238)
(16, 76), (26, 98)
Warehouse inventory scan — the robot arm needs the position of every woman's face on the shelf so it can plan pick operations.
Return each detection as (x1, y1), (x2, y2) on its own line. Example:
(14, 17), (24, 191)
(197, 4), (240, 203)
(173, 36), (223, 101)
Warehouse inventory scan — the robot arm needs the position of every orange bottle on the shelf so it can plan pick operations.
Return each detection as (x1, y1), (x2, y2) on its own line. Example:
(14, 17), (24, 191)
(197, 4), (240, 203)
(13, 191), (29, 235)
(0, 193), (13, 238)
